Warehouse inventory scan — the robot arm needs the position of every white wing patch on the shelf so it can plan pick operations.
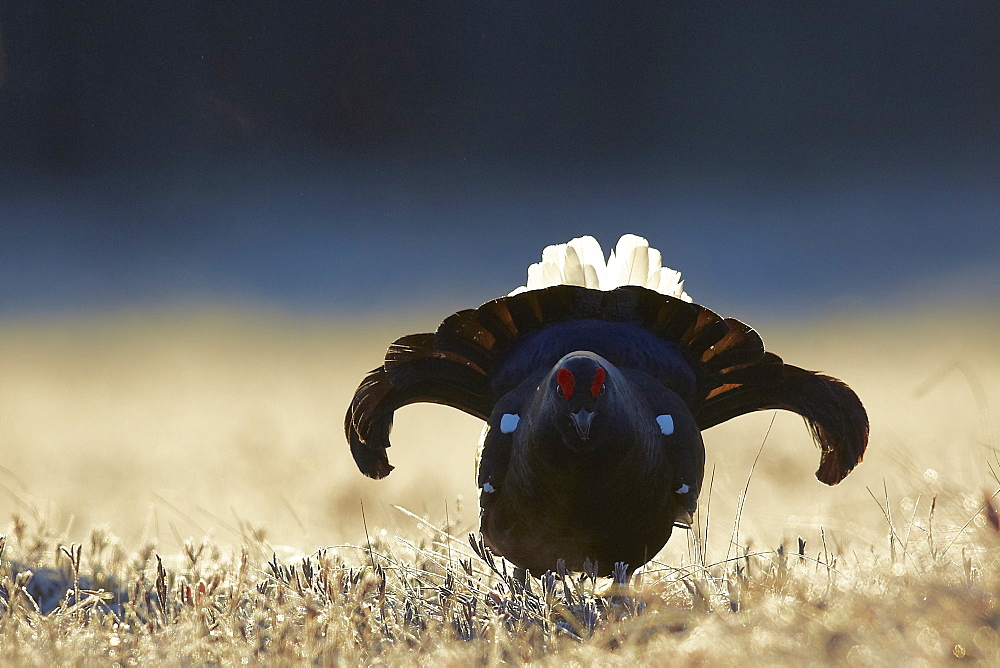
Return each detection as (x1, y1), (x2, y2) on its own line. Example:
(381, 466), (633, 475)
(482, 482), (496, 494)
(656, 414), (675, 436)
(676, 484), (690, 495)
(500, 413), (520, 434)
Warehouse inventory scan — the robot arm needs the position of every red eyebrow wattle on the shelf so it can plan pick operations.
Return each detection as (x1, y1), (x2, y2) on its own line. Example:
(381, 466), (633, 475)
(591, 367), (606, 398)
(556, 368), (575, 399)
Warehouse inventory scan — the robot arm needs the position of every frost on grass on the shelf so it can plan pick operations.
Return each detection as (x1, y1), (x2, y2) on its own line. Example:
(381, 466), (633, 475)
(3, 490), (1000, 665)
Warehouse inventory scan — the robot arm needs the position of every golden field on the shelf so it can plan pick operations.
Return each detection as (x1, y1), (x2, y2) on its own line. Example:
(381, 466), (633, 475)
(1, 303), (999, 664)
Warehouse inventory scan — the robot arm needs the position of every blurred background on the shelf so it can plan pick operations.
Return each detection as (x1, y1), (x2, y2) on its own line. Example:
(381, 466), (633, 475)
(2, 2), (998, 317)
(0, 3), (998, 558)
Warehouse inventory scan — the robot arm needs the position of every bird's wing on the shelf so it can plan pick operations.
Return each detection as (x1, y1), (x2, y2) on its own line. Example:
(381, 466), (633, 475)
(473, 379), (537, 496)
(475, 417), (515, 505)
(658, 415), (705, 527)
(346, 333), (490, 479)
(623, 369), (706, 527)
(476, 422), (512, 496)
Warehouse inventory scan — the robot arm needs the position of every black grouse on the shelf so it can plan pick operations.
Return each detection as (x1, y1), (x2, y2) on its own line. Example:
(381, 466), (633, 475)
(346, 235), (869, 577)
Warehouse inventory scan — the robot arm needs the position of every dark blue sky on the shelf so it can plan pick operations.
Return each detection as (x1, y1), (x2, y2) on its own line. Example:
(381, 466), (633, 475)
(1, 2), (998, 318)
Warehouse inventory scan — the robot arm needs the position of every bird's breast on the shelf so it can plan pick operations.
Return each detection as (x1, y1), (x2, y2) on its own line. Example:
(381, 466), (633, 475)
(480, 442), (678, 575)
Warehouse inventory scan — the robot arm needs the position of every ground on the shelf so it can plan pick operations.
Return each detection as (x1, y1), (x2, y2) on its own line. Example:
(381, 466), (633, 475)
(0, 304), (998, 663)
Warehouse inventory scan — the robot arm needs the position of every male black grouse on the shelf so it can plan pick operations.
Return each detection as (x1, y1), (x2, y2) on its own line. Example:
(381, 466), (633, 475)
(346, 235), (868, 577)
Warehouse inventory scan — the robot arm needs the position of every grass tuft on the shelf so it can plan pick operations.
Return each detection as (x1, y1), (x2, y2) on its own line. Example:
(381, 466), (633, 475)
(1, 308), (998, 662)
(1, 489), (1000, 663)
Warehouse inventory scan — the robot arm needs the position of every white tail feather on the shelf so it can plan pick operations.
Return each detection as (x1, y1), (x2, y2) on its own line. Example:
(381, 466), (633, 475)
(561, 246), (585, 286)
(510, 235), (692, 301)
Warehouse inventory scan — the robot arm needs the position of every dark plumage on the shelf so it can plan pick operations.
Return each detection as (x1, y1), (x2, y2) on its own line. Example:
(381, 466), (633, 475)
(345, 241), (868, 577)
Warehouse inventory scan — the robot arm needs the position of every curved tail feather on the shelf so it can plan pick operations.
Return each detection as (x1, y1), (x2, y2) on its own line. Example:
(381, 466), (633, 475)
(694, 357), (869, 485)
(345, 333), (491, 479)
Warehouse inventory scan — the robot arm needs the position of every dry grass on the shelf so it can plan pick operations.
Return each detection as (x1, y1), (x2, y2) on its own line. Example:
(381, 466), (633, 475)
(1, 304), (999, 664)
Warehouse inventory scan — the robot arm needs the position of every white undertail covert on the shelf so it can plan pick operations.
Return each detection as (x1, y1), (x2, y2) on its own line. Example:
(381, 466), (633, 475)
(509, 234), (692, 301)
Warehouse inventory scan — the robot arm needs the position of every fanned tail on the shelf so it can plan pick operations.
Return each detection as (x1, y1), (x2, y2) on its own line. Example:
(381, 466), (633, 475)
(347, 283), (868, 485)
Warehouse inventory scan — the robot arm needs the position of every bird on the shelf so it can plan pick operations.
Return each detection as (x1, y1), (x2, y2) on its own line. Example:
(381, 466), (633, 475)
(345, 234), (869, 577)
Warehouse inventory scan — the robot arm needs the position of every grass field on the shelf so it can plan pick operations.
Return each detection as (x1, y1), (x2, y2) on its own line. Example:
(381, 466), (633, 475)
(1, 304), (999, 663)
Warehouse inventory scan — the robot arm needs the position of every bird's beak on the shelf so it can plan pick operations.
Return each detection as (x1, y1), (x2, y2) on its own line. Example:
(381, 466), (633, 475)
(569, 409), (596, 440)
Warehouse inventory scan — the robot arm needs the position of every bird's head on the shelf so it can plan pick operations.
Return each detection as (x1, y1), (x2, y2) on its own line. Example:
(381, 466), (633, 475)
(546, 351), (614, 449)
